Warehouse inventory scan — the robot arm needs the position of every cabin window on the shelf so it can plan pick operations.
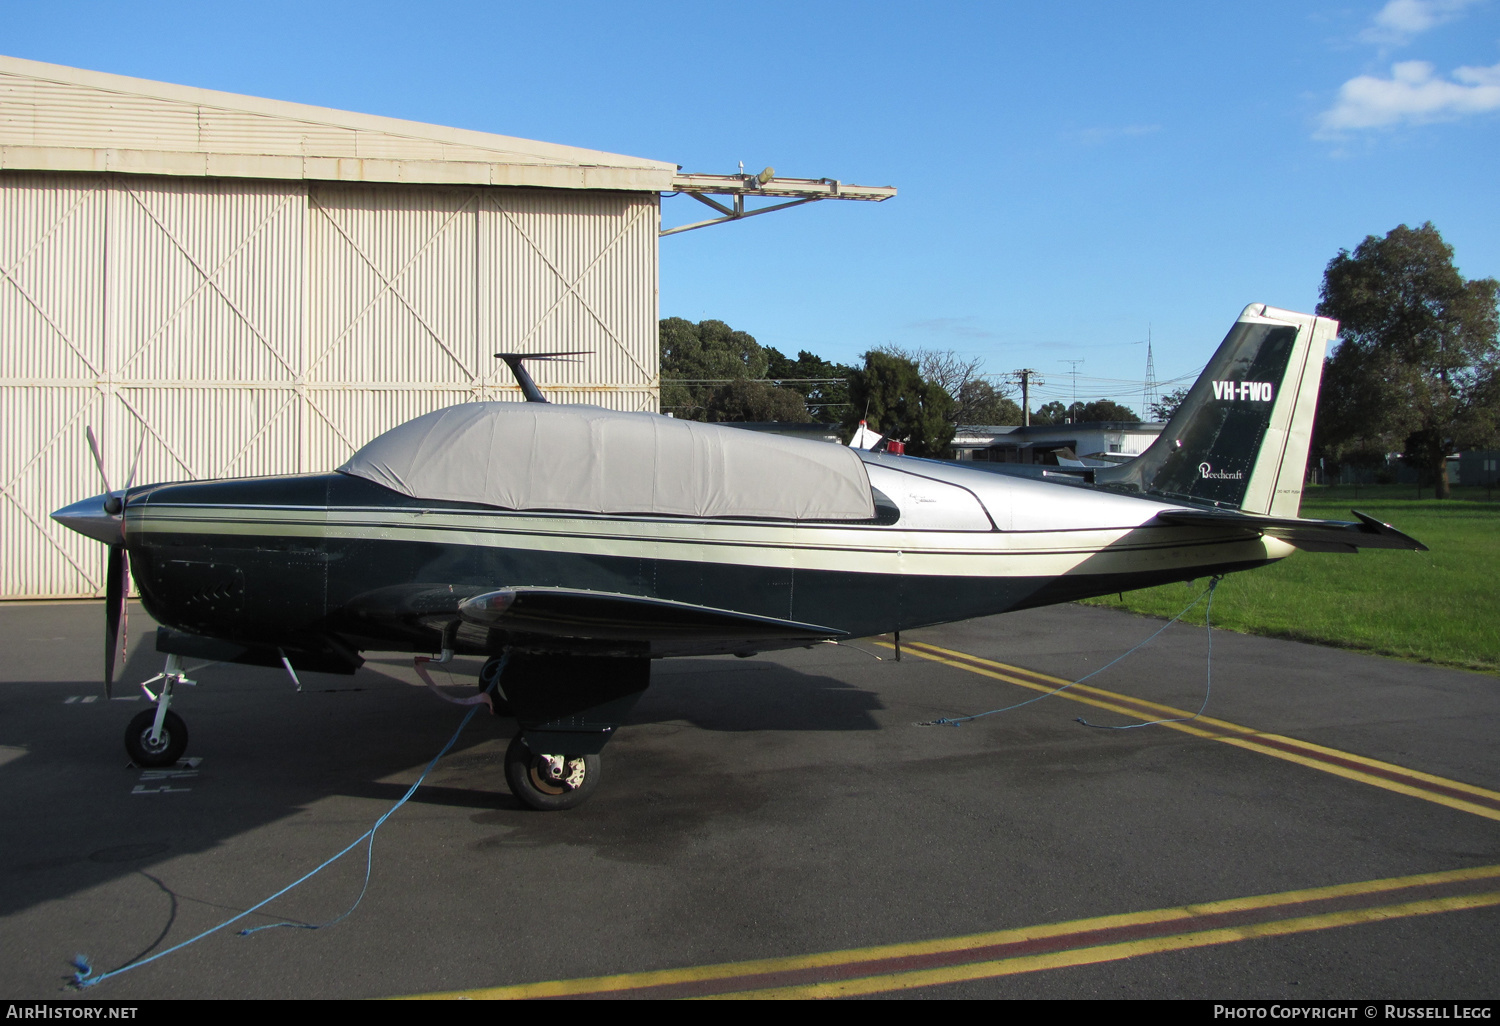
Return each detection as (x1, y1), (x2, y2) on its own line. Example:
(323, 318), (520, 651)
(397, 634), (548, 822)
(868, 487), (901, 525)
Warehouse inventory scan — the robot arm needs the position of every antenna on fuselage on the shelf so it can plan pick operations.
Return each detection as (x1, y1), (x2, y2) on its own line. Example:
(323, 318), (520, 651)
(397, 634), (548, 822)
(491, 352), (590, 403)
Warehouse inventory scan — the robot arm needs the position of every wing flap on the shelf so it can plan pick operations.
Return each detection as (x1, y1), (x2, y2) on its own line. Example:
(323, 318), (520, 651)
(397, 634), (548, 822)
(1155, 507), (1427, 552)
(458, 587), (846, 643)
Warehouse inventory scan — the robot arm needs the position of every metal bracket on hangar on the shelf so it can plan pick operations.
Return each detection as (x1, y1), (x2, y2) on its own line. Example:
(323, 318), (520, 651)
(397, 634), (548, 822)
(662, 168), (896, 236)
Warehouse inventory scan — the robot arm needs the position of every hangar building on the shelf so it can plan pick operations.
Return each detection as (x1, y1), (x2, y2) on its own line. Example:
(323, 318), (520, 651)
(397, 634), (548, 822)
(0, 56), (892, 600)
(0, 57), (656, 600)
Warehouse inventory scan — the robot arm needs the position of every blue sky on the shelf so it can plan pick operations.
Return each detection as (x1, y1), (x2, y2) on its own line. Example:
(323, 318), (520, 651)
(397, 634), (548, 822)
(4, 1), (1497, 413)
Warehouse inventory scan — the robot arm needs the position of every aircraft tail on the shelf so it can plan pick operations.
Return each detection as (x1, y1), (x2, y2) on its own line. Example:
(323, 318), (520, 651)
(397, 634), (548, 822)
(1095, 303), (1336, 516)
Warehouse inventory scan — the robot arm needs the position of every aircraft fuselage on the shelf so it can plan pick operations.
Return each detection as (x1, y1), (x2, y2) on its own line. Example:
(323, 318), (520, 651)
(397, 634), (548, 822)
(115, 453), (1287, 663)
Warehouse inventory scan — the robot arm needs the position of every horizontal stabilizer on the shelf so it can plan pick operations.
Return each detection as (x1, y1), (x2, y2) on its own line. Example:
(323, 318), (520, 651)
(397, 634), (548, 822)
(1155, 508), (1427, 552)
(458, 587), (846, 643)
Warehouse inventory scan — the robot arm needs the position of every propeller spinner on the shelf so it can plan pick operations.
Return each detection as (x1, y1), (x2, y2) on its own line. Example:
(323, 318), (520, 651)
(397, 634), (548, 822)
(52, 427), (143, 697)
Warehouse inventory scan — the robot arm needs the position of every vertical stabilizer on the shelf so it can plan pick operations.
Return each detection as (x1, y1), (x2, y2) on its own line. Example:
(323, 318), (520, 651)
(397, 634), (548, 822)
(1094, 304), (1335, 514)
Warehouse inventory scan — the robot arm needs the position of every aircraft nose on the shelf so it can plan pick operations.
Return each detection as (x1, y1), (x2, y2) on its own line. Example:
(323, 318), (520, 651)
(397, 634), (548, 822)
(51, 493), (125, 544)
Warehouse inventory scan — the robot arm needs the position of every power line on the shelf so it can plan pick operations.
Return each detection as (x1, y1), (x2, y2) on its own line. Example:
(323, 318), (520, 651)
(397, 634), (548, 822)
(661, 378), (846, 384)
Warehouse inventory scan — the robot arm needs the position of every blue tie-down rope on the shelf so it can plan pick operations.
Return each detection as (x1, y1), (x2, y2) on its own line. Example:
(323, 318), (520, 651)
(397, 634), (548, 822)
(918, 577), (1221, 729)
(71, 654), (506, 990)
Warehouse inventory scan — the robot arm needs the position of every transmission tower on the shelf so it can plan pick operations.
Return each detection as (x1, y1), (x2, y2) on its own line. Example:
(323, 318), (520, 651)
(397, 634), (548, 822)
(1143, 328), (1159, 420)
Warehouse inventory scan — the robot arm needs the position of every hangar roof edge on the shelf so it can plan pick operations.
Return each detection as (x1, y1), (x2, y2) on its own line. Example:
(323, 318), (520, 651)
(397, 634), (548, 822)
(0, 55), (678, 191)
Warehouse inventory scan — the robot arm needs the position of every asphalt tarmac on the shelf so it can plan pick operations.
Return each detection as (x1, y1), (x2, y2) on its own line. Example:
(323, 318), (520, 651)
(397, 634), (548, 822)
(1, 598), (1496, 1000)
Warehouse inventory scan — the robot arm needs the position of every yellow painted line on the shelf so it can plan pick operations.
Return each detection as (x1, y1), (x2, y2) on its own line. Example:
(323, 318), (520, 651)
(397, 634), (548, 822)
(897, 638), (1500, 801)
(888, 639), (1500, 822)
(901, 640), (1500, 799)
(402, 864), (1500, 1000)
(705, 891), (1500, 999)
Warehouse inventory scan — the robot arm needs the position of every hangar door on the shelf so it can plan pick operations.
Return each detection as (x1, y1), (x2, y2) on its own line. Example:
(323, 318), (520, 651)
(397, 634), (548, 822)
(0, 172), (659, 599)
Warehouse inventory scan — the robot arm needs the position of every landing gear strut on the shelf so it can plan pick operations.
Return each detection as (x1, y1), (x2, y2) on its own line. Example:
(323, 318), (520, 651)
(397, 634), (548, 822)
(491, 652), (650, 812)
(478, 656), (513, 717)
(126, 654), (194, 767)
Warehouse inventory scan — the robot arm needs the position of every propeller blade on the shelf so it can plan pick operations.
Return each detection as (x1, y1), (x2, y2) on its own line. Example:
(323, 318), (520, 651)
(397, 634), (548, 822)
(122, 436), (145, 493)
(85, 426), (113, 495)
(104, 544), (125, 699)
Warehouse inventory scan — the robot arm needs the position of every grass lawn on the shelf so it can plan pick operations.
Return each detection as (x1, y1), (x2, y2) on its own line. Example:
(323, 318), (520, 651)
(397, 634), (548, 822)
(1080, 485), (1500, 674)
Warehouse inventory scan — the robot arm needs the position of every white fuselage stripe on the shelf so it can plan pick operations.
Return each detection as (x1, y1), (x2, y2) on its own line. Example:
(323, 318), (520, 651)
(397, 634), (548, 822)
(128, 505), (1290, 579)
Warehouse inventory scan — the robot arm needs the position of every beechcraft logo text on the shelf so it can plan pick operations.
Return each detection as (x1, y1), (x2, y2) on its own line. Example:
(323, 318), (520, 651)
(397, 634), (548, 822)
(1198, 462), (1243, 481)
(1213, 380), (1274, 401)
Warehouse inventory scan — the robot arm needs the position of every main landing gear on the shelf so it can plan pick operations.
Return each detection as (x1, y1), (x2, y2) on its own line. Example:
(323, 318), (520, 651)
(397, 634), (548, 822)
(503, 735), (600, 811)
(125, 654), (194, 767)
(485, 652), (649, 813)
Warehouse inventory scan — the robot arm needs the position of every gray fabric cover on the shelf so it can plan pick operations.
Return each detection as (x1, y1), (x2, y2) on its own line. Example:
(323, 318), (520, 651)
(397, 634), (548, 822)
(338, 402), (876, 520)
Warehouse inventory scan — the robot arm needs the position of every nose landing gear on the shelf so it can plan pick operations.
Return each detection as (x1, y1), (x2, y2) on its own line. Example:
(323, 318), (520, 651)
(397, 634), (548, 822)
(125, 709), (188, 767)
(126, 654), (195, 768)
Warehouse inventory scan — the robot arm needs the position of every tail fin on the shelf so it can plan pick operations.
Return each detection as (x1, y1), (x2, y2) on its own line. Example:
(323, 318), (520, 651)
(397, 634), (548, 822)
(1095, 303), (1335, 515)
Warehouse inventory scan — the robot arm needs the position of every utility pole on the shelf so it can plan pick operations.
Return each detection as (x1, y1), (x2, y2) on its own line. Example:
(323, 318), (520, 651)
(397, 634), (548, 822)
(1009, 368), (1043, 427)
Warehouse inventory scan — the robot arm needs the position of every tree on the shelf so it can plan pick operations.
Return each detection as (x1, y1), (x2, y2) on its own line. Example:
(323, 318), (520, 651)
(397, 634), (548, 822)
(909, 347), (983, 398)
(1030, 401), (1069, 426)
(705, 378), (811, 423)
(1315, 223), (1500, 498)
(955, 379), (1023, 425)
(844, 350), (955, 457)
(660, 318), (808, 422)
(764, 347), (857, 420)
(1065, 399), (1140, 422)
(1149, 386), (1190, 422)
(874, 344), (1018, 424)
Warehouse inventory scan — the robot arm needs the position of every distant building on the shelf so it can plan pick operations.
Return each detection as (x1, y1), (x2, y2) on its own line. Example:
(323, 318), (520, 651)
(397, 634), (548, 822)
(952, 422), (1165, 465)
(1453, 451), (1499, 488)
(1320, 451), (1493, 488)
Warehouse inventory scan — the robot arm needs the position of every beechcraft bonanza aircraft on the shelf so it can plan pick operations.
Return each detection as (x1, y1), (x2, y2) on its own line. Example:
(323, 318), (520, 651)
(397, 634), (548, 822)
(53, 303), (1424, 809)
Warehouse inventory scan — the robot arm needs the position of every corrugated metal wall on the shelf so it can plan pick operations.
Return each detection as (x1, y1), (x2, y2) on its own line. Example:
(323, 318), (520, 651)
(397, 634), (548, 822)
(0, 171), (660, 598)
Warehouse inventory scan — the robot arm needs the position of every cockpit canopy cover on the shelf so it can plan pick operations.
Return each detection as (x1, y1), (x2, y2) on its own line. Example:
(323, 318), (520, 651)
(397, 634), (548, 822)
(338, 403), (876, 521)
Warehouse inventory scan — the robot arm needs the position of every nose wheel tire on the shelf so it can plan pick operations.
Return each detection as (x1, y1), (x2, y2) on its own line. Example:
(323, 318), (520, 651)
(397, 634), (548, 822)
(125, 709), (188, 768)
(504, 734), (600, 811)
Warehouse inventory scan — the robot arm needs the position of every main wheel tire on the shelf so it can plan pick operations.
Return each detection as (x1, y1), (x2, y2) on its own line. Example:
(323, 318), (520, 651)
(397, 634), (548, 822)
(504, 734), (600, 811)
(125, 709), (188, 768)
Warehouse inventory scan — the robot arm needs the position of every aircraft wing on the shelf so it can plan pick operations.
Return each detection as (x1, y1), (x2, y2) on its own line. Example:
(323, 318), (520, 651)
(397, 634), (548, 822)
(337, 584), (848, 658)
(1155, 508), (1427, 553)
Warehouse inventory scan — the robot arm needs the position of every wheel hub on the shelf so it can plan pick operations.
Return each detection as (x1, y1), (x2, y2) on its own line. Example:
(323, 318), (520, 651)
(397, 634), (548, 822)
(530, 753), (586, 794)
(138, 728), (170, 755)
